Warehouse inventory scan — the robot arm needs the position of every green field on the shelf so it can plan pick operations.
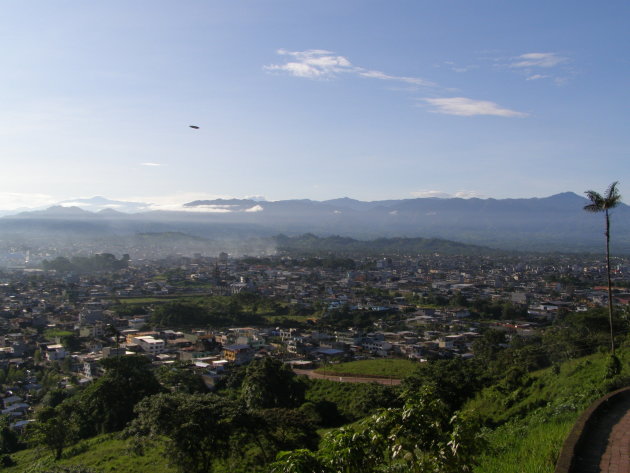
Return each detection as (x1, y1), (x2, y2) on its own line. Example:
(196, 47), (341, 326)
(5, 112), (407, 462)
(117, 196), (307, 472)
(314, 358), (418, 379)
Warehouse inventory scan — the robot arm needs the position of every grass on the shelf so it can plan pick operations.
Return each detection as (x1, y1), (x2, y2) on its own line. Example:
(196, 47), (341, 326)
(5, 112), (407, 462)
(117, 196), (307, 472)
(6, 434), (177, 473)
(314, 358), (418, 379)
(469, 347), (630, 473)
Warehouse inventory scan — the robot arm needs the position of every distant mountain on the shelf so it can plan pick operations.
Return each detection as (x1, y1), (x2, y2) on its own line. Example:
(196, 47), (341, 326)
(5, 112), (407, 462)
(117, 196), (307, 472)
(1, 192), (629, 253)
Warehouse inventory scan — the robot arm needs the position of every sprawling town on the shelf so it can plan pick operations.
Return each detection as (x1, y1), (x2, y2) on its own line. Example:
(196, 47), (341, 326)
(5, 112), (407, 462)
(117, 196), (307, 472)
(0, 248), (628, 428)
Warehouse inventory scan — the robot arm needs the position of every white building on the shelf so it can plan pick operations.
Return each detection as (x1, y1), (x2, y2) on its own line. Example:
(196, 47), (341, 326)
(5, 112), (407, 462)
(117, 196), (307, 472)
(134, 336), (166, 355)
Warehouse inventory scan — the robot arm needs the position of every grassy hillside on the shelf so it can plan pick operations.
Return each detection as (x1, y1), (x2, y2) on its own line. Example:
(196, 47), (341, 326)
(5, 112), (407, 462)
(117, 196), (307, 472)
(5, 434), (177, 473)
(469, 347), (630, 473)
(7, 349), (629, 473)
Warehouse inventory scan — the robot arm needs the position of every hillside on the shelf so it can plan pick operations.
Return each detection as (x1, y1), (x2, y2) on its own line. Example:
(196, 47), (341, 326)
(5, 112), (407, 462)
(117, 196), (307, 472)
(468, 348), (630, 473)
(6, 349), (629, 473)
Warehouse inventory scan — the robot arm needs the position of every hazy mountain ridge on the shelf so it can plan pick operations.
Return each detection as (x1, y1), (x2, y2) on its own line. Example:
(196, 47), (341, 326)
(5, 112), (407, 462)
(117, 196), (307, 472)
(1, 192), (629, 253)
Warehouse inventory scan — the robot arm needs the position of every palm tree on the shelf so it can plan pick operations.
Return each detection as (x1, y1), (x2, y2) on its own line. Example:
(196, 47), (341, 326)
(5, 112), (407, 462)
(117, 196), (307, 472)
(584, 181), (622, 353)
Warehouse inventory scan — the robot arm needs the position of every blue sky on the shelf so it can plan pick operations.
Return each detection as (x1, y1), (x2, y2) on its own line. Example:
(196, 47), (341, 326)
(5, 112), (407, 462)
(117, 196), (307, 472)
(1, 1), (628, 210)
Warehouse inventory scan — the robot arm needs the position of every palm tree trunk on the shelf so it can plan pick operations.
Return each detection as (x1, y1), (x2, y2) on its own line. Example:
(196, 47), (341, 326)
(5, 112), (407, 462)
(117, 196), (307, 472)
(605, 209), (615, 354)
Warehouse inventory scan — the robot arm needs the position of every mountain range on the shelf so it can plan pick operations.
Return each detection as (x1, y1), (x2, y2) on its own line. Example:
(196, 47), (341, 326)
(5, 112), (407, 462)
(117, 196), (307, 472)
(0, 192), (628, 254)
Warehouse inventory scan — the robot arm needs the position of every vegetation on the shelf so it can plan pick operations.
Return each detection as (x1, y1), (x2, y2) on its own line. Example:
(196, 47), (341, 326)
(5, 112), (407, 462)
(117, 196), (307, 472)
(584, 181), (623, 353)
(314, 359), (417, 379)
(275, 233), (500, 257)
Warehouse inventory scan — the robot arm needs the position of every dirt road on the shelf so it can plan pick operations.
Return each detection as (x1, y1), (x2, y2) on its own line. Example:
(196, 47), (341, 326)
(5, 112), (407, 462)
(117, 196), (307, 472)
(293, 369), (402, 385)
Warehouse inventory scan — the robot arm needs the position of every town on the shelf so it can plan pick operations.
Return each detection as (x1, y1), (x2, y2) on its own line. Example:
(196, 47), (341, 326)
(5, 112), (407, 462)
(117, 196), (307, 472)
(0, 248), (627, 428)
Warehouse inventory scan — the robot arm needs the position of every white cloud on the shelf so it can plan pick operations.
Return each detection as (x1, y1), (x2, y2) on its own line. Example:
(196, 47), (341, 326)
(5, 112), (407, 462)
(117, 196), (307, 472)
(265, 49), (353, 79)
(411, 190), (486, 199)
(453, 191), (486, 199)
(265, 49), (434, 86)
(526, 74), (549, 81)
(245, 205), (264, 213)
(140, 162), (163, 167)
(422, 97), (527, 117)
(244, 195), (267, 202)
(411, 190), (452, 198)
(511, 52), (568, 68)
(357, 69), (435, 87)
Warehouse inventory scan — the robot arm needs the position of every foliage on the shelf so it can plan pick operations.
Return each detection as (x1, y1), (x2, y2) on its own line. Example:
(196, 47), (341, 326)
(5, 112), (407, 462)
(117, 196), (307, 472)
(241, 358), (306, 409)
(313, 359), (417, 379)
(305, 379), (401, 423)
(155, 361), (207, 393)
(59, 355), (163, 439)
(28, 406), (78, 460)
(126, 392), (249, 473)
(403, 358), (486, 411)
(271, 385), (483, 473)
(0, 416), (20, 455)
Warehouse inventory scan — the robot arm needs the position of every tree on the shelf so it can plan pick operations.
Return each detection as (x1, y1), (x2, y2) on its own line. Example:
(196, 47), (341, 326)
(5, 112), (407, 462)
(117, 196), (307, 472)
(241, 357), (305, 409)
(270, 386), (483, 473)
(584, 181), (622, 353)
(28, 406), (77, 460)
(68, 355), (163, 437)
(156, 361), (207, 393)
(126, 392), (248, 473)
(0, 416), (19, 455)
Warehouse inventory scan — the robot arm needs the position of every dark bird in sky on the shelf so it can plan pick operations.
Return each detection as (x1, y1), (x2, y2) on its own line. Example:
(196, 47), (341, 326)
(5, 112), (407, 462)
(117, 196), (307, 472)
(189, 125), (199, 129)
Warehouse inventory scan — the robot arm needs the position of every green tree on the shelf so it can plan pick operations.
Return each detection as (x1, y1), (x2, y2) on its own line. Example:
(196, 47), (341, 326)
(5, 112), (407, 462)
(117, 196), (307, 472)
(69, 355), (162, 437)
(28, 406), (77, 460)
(241, 358), (305, 409)
(127, 392), (248, 473)
(584, 181), (622, 353)
(156, 361), (207, 393)
(271, 386), (482, 473)
(0, 416), (19, 455)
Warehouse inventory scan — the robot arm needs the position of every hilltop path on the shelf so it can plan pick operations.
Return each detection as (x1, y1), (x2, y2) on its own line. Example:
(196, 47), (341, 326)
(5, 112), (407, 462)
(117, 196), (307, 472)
(567, 390), (630, 473)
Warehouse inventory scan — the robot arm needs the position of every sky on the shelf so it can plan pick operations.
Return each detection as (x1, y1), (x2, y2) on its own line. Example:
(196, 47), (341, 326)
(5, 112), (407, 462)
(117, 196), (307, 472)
(1, 0), (629, 211)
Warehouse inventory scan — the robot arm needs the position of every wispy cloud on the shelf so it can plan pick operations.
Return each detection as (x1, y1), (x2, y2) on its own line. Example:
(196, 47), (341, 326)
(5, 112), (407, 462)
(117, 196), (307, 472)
(440, 61), (479, 73)
(411, 190), (486, 199)
(140, 162), (163, 167)
(245, 205), (264, 213)
(421, 97), (527, 117)
(511, 52), (568, 68)
(265, 49), (435, 86)
(0, 192), (57, 211)
(526, 74), (549, 81)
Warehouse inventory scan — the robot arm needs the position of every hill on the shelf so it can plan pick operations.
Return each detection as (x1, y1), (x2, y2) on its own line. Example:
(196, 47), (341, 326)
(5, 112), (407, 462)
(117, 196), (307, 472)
(2, 192), (630, 253)
(467, 348), (630, 472)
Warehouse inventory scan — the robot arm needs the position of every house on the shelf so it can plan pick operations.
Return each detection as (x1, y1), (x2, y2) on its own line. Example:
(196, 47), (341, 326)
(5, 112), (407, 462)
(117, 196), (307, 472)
(44, 344), (67, 361)
(133, 336), (166, 355)
(222, 344), (254, 365)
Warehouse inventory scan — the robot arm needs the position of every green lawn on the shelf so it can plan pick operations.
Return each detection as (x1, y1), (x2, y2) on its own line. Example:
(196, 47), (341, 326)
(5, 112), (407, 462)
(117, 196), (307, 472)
(314, 358), (418, 379)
